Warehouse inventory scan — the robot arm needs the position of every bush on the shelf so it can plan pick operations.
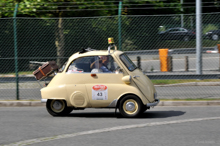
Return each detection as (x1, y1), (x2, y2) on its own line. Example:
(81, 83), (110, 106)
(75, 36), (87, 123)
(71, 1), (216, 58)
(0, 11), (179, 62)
(203, 24), (218, 34)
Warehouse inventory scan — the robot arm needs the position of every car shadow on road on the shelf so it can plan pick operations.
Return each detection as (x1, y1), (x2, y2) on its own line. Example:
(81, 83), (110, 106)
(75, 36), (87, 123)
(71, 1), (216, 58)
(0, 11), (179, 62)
(68, 112), (117, 118)
(67, 110), (185, 119)
(138, 110), (186, 119)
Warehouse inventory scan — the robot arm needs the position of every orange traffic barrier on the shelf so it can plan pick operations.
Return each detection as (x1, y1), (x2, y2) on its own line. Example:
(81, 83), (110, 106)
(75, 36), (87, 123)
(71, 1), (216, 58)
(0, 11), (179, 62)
(217, 44), (220, 53)
(159, 48), (169, 72)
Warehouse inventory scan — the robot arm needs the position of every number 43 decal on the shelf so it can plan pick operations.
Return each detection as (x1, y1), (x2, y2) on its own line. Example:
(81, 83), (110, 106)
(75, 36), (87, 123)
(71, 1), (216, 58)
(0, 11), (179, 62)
(92, 85), (108, 100)
(97, 92), (103, 96)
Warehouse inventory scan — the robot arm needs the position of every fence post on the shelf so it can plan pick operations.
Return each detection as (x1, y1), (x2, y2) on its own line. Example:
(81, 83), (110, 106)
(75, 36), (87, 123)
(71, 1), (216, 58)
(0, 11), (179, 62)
(185, 56), (189, 72)
(180, 0), (184, 27)
(137, 56), (142, 70)
(118, 1), (122, 50)
(167, 56), (173, 72)
(13, 3), (19, 100)
(196, 0), (202, 75)
(218, 44), (220, 71)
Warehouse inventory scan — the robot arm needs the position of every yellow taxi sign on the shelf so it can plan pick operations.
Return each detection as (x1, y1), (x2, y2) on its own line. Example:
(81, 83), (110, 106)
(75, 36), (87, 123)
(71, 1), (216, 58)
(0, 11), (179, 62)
(108, 37), (114, 44)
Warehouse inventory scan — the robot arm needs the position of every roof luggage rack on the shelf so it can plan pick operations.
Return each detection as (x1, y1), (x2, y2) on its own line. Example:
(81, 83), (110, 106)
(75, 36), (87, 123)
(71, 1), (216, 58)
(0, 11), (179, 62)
(79, 47), (95, 54)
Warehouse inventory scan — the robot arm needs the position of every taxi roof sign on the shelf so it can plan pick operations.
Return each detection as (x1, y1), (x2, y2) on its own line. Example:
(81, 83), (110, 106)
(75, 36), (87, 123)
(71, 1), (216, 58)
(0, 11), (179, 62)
(108, 37), (114, 44)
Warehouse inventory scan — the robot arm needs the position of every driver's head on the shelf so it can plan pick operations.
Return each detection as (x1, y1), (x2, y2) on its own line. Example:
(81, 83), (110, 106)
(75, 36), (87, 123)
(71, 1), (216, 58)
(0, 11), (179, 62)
(90, 59), (102, 69)
(100, 56), (109, 66)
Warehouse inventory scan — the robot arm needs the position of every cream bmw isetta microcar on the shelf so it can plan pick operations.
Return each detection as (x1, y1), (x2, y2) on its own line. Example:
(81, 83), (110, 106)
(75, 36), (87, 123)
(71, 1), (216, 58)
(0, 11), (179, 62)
(41, 38), (159, 118)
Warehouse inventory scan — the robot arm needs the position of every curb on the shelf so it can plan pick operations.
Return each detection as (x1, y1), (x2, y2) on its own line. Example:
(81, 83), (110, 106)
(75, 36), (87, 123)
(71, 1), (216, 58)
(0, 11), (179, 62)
(158, 101), (220, 106)
(155, 82), (220, 87)
(0, 101), (46, 107)
(0, 101), (220, 107)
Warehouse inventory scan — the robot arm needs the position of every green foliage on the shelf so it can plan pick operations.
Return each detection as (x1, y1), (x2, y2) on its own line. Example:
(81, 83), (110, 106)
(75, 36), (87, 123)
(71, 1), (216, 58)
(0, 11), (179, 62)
(152, 79), (220, 85)
(0, 0), (188, 18)
(158, 26), (166, 32)
(0, 0), (117, 18)
(122, 38), (137, 51)
(1, 1), (219, 73)
(203, 24), (218, 34)
(122, 0), (182, 15)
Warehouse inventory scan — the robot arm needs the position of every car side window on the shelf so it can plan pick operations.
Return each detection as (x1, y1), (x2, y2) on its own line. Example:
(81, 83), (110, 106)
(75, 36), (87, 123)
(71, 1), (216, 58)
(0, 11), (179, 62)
(168, 29), (174, 32)
(67, 55), (120, 74)
(90, 55), (120, 73)
(120, 54), (137, 71)
(67, 56), (97, 73)
(179, 28), (187, 32)
(168, 29), (178, 32)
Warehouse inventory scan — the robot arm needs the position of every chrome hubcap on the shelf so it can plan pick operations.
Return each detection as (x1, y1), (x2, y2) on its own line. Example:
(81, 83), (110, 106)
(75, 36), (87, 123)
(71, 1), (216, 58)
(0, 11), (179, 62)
(184, 36), (189, 41)
(125, 102), (135, 111)
(52, 101), (62, 110)
(213, 35), (218, 40)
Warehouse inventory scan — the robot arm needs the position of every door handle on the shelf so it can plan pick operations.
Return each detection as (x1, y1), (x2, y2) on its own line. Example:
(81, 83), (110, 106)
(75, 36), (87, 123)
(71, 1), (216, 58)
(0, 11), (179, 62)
(91, 74), (97, 77)
(133, 75), (140, 78)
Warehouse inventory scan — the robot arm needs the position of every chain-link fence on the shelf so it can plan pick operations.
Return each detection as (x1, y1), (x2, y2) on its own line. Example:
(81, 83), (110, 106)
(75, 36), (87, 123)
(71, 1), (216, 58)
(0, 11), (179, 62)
(0, 13), (220, 100)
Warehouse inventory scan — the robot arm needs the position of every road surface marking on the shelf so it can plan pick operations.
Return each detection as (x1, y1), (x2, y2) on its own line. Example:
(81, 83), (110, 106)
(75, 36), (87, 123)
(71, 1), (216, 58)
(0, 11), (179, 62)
(3, 116), (220, 146)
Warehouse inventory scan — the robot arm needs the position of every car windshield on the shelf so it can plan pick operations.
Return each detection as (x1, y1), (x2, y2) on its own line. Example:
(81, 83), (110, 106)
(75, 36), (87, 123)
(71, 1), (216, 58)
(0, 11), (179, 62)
(120, 54), (137, 71)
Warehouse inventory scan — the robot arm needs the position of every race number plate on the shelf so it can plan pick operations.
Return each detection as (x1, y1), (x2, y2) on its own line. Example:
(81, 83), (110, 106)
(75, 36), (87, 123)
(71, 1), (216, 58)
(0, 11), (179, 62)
(92, 85), (108, 100)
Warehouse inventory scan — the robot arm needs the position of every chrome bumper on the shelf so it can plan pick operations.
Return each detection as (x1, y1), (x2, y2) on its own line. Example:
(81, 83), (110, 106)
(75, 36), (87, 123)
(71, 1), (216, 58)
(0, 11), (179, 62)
(146, 99), (160, 107)
(41, 99), (48, 103)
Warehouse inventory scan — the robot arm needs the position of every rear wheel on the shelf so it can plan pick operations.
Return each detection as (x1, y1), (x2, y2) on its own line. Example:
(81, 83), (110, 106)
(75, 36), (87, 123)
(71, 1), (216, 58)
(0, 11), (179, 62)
(119, 95), (143, 118)
(46, 100), (73, 116)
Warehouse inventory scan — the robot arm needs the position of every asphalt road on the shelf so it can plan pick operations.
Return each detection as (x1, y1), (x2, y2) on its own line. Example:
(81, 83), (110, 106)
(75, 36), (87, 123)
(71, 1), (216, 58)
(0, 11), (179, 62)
(1, 106), (220, 146)
(133, 54), (220, 72)
(125, 47), (216, 55)
(156, 86), (220, 99)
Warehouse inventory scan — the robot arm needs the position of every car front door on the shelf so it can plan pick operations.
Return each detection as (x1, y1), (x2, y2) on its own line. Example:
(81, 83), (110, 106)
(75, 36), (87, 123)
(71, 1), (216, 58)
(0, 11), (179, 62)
(119, 54), (155, 102)
(168, 28), (179, 40)
(84, 55), (124, 107)
(66, 55), (125, 108)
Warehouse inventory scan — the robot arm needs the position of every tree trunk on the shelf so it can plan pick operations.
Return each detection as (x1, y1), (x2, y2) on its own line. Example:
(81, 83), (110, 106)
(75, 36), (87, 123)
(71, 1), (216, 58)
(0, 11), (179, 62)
(55, 11), (65, 68)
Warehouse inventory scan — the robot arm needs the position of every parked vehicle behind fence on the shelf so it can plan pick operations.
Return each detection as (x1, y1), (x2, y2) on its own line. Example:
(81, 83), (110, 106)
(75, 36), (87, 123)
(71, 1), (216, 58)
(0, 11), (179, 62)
(159, 27), (196, 41)
(205, 30), (220, 41)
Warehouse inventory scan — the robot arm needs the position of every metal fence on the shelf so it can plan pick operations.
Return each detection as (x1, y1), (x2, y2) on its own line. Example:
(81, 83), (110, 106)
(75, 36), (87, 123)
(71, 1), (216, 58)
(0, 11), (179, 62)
(0, 13), (220, 100)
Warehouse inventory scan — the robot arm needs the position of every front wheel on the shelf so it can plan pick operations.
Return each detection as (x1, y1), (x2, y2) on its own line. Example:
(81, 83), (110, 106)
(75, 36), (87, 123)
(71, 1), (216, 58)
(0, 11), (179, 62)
(183, 36), (189, 41)
(212, 34), (219, 41)
(119, 95), (143, 118)
(46, 100), (73, 116)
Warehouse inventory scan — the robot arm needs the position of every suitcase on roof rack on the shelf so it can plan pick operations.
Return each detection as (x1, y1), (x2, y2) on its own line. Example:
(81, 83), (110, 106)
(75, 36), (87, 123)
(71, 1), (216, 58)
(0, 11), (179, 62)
(33, 61), (59, 80)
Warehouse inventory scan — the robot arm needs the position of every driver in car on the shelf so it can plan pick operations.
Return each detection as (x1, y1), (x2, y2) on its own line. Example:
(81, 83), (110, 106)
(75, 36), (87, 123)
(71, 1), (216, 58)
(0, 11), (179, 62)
(90, 59), (112, 73)
(99, 56), (112, 72)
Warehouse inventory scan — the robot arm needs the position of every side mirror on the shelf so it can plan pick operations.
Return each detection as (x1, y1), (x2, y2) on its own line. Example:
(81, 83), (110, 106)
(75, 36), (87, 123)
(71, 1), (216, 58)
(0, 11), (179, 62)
(122, 75), (131, 84)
